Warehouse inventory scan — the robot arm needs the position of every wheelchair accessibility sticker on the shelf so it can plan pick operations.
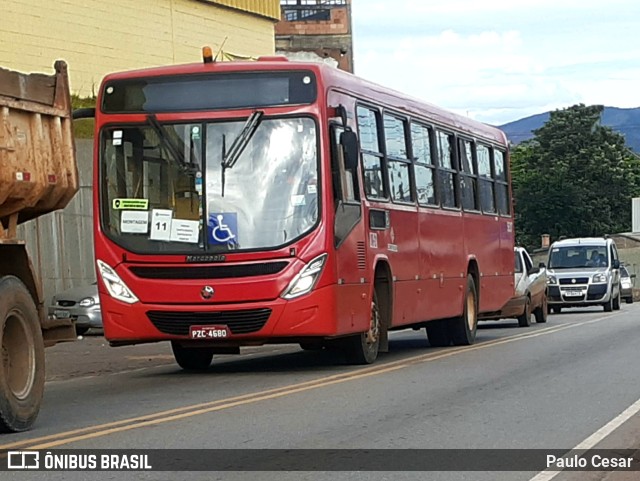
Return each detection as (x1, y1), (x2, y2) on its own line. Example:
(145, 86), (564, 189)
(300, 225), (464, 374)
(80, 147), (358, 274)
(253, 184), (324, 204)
(208, 213), (238, 246)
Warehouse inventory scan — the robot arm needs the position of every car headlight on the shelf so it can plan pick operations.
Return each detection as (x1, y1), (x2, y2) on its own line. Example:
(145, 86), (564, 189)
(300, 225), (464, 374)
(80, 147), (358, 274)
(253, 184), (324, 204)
(592, 273), (608, 283)
(79, 297), (98, 307)
(547, 275), (557, 285)
(281, 253), (328, 299)
(97, 259), (139, 304)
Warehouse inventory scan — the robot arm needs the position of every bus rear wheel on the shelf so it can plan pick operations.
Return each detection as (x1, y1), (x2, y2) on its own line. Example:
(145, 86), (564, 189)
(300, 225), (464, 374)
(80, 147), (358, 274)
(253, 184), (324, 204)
(343, 289), (381, 365)
(171, 342), (214, 371)
(450, 275), (478, 346)
(425, 320), (451, 347)
(0, 276), (45, 433)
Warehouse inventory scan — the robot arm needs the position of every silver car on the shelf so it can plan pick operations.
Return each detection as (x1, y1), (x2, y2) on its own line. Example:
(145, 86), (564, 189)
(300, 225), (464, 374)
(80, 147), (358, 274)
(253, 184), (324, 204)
(620, 266), (635, 304)
(546, 237), (622, 313)
(48, 283), (102, 335)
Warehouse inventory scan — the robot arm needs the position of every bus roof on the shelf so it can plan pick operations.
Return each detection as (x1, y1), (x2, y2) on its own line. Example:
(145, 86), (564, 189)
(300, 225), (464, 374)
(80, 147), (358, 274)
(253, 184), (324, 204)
(101, 58), (507, 146)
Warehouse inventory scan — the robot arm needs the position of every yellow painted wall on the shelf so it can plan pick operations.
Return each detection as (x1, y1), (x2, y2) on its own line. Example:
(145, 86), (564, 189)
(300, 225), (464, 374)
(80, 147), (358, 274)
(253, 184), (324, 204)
(0, 0), (277, 96)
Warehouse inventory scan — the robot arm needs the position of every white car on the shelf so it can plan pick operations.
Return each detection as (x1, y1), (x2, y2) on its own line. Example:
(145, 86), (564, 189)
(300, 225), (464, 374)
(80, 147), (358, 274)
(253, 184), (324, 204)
(480, 247), (548, 326)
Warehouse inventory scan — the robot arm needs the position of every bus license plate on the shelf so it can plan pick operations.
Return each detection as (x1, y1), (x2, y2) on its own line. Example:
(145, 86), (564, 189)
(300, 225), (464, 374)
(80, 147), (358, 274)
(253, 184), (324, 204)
(190, 325), (230, 339)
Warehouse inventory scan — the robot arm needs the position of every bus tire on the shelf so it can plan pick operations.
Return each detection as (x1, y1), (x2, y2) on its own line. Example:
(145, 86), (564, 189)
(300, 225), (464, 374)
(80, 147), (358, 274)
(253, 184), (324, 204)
(343, 288), (381, 365)
(425, 320), (451, 347)
(450, 275), (478, 346)
(0, 276), (45, 433)
(171, 342), (214, 371)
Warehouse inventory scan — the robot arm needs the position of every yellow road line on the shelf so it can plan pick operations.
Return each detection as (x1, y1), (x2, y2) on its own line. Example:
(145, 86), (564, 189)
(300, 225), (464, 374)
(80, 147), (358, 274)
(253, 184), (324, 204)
(1, 315), (612, 450)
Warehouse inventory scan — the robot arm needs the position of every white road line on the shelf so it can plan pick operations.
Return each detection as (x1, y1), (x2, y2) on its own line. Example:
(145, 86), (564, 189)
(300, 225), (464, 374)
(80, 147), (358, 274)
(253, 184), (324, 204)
(529, 396), (640, 481)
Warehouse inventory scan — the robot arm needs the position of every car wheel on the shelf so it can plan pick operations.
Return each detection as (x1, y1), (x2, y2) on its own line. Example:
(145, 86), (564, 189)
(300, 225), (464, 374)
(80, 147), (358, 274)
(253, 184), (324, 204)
(517, 296), (532, 327)
(534, 293), (548, 323)
(603, 296), (613, 312)
(75, 326), (90, 336)
(612, 289), (621, 311)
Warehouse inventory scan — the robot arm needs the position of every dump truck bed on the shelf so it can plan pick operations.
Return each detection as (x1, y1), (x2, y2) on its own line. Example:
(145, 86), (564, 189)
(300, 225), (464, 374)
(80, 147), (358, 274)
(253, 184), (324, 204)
(0, 61), (78, 236)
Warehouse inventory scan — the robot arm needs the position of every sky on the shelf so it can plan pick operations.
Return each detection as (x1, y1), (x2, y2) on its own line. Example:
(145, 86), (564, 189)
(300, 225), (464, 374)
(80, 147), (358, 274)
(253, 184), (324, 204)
(350, 0), (640, 126)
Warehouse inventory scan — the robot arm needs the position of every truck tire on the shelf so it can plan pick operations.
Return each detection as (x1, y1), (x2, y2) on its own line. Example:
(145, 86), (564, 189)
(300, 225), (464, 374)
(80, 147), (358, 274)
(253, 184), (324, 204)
(0, 276), (45, 433)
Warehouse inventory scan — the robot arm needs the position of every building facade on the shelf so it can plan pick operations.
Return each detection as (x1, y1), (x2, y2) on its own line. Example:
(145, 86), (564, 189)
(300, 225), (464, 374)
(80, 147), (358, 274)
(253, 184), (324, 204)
(275, 0), (353, 72)
(1, 0), (280, 96)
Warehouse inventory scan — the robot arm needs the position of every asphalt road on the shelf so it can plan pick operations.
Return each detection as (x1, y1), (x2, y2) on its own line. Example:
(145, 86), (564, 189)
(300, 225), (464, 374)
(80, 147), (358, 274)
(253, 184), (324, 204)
(2, 304), (640, 481)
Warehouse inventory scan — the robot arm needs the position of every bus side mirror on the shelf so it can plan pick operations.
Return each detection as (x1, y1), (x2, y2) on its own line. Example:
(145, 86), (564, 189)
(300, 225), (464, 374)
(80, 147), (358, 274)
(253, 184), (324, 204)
(340, 130), (359, 171)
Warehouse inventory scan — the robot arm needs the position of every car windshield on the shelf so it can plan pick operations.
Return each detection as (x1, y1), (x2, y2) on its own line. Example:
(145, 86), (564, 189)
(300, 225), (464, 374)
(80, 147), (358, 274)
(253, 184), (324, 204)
(548, 245), (608, 269)
(100, 117), (318, 254)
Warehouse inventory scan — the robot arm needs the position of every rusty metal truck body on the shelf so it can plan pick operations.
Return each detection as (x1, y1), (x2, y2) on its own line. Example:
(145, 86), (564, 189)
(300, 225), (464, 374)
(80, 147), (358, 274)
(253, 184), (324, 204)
(0, 61), (78, 432)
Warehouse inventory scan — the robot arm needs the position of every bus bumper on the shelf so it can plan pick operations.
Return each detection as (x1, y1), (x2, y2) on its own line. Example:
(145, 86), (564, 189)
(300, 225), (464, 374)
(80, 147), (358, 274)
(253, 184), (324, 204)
(100, 284), (344, 345)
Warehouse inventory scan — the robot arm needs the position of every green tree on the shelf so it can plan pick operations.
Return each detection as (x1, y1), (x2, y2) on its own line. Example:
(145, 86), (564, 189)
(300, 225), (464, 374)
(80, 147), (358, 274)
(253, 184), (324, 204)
(510, 104), (640, 250)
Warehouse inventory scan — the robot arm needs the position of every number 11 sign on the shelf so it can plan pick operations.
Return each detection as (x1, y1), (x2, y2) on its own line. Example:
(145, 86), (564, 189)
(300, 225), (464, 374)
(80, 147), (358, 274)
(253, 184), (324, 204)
(150, 209), (173, 241)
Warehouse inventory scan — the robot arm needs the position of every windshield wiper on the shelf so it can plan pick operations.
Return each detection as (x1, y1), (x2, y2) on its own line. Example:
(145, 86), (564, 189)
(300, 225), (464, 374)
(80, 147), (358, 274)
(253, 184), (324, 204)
(146, 114), (199, 172)
(146, 114), (185, 163)
(220, 111), (264, 197)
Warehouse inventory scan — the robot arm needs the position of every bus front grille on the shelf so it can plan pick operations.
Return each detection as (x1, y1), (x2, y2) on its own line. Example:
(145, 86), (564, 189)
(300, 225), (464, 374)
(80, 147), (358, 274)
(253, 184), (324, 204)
(130, 262), (288, 280)
(146, 308), (272, 335)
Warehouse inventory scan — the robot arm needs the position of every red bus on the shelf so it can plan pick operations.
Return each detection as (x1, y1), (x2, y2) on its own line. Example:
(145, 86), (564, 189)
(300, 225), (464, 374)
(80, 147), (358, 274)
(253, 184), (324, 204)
(90, 52), (514, 369)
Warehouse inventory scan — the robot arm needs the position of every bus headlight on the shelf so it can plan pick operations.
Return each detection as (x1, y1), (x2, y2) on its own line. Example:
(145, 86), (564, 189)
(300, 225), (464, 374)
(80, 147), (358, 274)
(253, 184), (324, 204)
(281, 254), (328, 299)
(97, 260), (139, 304)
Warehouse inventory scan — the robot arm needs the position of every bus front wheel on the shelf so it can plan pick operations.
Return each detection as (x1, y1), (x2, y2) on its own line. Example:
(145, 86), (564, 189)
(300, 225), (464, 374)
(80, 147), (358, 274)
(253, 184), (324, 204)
(171, 342), (214, 371)
(343, 289), (381, 365)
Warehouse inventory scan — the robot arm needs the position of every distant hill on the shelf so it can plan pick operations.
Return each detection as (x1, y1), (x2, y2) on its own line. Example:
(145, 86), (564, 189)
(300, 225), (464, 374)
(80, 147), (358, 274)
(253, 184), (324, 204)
(498, 107), (640, 152)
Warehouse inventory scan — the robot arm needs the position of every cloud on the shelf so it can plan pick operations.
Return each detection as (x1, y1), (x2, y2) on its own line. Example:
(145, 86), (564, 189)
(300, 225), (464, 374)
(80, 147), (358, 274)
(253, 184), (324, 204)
(352, 0), (640, 124)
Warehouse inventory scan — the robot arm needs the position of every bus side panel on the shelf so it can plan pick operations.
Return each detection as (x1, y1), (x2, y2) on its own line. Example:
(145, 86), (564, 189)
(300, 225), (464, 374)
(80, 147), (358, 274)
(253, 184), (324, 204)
(374, 206), (422, 327)
(418, 208), (466, 320)
(463, 212), (510, 312)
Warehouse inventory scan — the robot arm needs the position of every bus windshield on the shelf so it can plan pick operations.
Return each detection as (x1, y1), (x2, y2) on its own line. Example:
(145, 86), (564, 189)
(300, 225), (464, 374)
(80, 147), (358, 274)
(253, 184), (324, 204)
(100, 117), (318, 254)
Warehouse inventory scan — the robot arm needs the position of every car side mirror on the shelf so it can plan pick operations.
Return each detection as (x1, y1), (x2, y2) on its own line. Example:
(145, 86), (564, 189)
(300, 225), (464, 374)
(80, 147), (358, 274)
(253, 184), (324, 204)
(538, 262), (546, 269)
(340, 130), (359, 171)
(612, 260), (620, 269)
(631, 274), (637, 279)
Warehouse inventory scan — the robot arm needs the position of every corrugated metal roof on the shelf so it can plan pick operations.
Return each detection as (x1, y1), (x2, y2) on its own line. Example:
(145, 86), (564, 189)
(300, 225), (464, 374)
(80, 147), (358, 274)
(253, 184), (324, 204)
(199, 0), (281, 20)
